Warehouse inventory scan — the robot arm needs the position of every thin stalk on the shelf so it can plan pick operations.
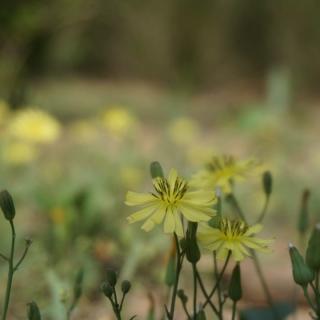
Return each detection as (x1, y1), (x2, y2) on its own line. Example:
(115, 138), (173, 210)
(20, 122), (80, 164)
(303, 286), (317, 313)
(195, 268), (220, 317)
(257, 195), (270, 223)
(203, 251), (231, 309)
(1, 221), (16, 320)
(231, 301), (237, 320)
(213, 252), (223, 314)
(192, 263), (197, 319)
(168, 233), (183, 320)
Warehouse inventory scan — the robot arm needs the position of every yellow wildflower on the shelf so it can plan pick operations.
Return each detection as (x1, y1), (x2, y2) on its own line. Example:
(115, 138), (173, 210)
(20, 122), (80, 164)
(125, 169), (216, 237)
(191, 155), (260, 193)
(8, 109), (61, 144)
(102, 106), (135, 137)
(2, 141), (37, 165)
(198, 218), (273, 261)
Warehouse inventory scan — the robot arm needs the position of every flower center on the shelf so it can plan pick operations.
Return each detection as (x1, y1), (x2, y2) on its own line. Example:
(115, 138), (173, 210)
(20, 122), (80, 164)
(152, 176), (188, 204)
(219, 218), (248, 239)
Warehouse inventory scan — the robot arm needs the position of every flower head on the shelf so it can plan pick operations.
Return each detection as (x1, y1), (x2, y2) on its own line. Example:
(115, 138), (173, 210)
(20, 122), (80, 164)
(198, 218), (272, 261)
(191, 155), (259, 193)
(125, 169), (216, 237)
(8, 109), (61, 144)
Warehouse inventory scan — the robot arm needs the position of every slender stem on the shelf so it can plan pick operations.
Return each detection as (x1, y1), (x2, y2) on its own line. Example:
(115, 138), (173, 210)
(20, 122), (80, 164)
(231, 301), (237, 320)
(13, 241), (31, 272)
(203, 251), (231, 309)
(213, 252), (222, 315)
(303, 286), (317, 313)
(168, 233), (183, 320)
(111, 287), (121, 320)
(195, 268), (220, 317)
(0, 253), (8, 262)
(2, 221), (16, 320)
(192, 263), (197, 319)
(257, 195), (270, 223)
(181, 302), (191, 320)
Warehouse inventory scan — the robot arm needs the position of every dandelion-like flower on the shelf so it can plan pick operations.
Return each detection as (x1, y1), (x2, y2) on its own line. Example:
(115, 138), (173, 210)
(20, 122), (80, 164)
(198, 218), (272, 261)
(191, 155), (260, 193)
(8, 109), (61, 144)
(125, 169), (216, 237)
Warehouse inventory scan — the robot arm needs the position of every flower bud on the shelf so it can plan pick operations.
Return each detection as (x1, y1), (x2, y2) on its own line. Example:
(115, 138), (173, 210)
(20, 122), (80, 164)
(177, 289), (188, 304)
(101, 282), (113, 298)
(297, 189), (310, 236)
(262, 171), (272, 196)
(185, 222), (200, 264)
(289, 243), (314, 287)
(106, 269), (117, 287)
(121, 280), (131, 294)
(196, 309), (206, 320)
(228, 264), (242, 302)
(27, 301), (42, 320)
(165, 254), (176, 287)
(150, 161), (164, 179)
(306, 224), (320, 270)
(0, 190), (15, 221)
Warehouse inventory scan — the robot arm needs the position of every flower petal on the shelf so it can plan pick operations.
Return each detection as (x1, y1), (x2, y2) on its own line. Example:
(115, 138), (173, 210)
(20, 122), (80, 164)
(244, 224), (263, 236)
(141, 219), (155, 232)
(164, 210), (175, 234)
(127, 205), (156, 223)
(125, 191), (157, 206)
(172, 207), (184, 237)
(179, 204), (213, 222)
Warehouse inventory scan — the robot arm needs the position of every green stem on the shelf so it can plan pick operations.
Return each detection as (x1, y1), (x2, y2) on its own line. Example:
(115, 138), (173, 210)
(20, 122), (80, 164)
(192, 263), (197, 319)
(195, 268), (220, 317)
(213, 252), (223, 315)
(168, 233), (183, 320)
(2, 221), (16, 320)
(257, 195), (270, 223)
(203, 251), (231, 309)
(303, 286), (317, 313)
(231, 301), (237, 320)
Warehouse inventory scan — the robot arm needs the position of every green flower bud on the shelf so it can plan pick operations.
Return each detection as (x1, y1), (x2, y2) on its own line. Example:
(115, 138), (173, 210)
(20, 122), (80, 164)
(297, 189), (310, 236)
(177, 289), (188, 304)
(0, 190), (15, 221)
(228, 264), (242, 302)
(106, 269), (117, 287)
(121, 280), (131, 294)
(196, 309), (206, 320)
(289, 243), (314, 287)
(262, 171), (272, 196)
(101, 282), (113, 298)
(306, 224), (320, 270)
(27, 301), (42, 320)
(150, 161), (164, 179)
(185, 222), (200, 264)
(165, 254), (176, 287)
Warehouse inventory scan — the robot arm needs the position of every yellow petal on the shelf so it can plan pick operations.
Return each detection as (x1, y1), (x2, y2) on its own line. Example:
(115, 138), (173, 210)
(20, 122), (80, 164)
(183, 190), (216, 205)
(168, 169), (178, 192)
(150, 204), (166, 224)
(172, 208), (184, 237)
(164, 210), (175, 234)
(141, 219), (155, 232)
(125, 191), (156, 206)
(127, 205), (156, 223)
(179, 204), (212, 222)
(244, 224), (263, 236)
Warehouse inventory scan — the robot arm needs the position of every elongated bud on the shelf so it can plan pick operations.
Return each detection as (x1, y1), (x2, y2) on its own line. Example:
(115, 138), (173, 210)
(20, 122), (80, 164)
(121, 280), (131, 294)
(306, 224), (320, 270)
(150, 161), (164, 179)
(177, 289), (188, 304)
(228, 264), (242, 302)
(297, 189), (310, 235)
(185, 222), (200, 264)
(262, 171), (272, 196)
(27, 302), (42, 320)
(0, 190), (15, 220)
(73, 268), (84, 301)
(101, 282), (113, 298)
(289, 243), (314, 287)
(106, 269), (117, 287)
(165, 254), (176, 287)
(196, 309), (206, 320)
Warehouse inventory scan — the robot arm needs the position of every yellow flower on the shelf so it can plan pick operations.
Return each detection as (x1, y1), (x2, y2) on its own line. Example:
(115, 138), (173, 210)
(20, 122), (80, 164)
(198, 218), (273, 261)
(125, 169), (216, 237)
(191, 155), (260, 193)
(102, 107), (135, 137)
(8, 109), (61, 144)
(168, 117), (199, 145)
(2, 141), (37, 165)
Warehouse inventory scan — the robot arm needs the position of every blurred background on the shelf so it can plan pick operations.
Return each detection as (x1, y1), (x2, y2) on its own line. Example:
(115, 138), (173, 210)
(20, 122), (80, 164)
(1, 1), (320, 319)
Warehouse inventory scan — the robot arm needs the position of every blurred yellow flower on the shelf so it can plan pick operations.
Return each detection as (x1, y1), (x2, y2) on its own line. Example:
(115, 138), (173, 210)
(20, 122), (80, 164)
(168, 117), (199, 145)
(120, 166), (143, 189)
(125, 168), (216, 237)
(191, 155), (260, 193)
(198, 218), (272, 261)
(2, 141), (37, 165)
(102, 107), (135, 137)
(9, 109), (61, 143)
